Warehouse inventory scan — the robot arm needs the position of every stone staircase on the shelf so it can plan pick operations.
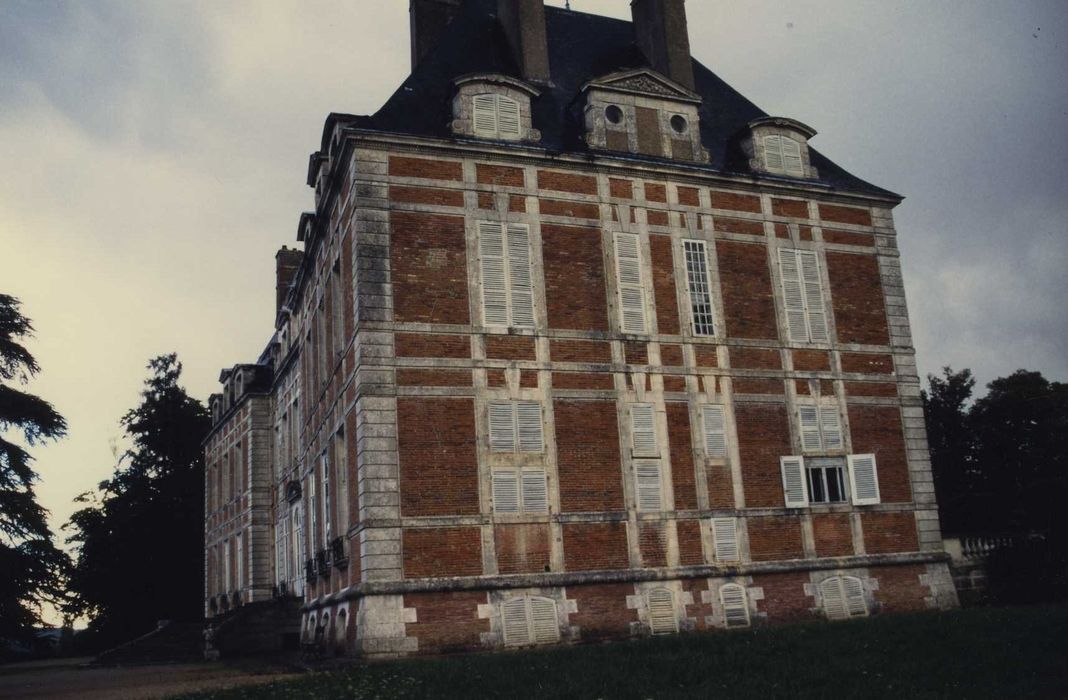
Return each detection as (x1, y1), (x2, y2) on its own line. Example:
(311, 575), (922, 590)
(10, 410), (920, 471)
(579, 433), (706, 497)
(206, 597), (304, 659)
(94, 620), (206, 666)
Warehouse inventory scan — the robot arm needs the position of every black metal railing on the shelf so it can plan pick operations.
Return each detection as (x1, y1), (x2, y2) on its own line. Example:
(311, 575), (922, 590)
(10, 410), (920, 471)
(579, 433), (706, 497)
(331, 536), (348, 570)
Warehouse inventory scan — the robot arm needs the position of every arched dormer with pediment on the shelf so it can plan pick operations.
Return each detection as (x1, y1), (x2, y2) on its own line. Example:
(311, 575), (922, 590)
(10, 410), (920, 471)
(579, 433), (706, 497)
(582, 68), (707, 163)
(744, 117), (819, 179)
(451, 74), (542, 143)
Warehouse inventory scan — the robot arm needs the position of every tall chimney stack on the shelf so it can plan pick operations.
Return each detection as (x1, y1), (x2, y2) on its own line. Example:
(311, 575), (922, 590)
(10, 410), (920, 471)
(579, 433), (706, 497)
(410, 0), (462, 70)
(497, 0), (551, 84)
(631, 0), (695, 91)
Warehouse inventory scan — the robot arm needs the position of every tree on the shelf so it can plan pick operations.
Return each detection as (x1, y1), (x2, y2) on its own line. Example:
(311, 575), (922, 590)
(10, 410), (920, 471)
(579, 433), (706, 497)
(0, 294), (68, 643)
(65, 354), (210, 648)
(922, 367), (977, 533)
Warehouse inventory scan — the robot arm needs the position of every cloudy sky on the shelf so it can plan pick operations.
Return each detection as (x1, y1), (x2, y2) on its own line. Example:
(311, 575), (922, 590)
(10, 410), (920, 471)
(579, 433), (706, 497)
(2, 0), (1066, 569)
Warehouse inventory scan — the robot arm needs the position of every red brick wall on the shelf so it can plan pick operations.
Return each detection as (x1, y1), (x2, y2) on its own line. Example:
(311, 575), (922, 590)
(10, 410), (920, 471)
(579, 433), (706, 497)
(550, 339), (612, 364)
(677, 519), (704, 565)
(639, 522), (668, 567)
(395, 333), (470, 358)
(792, 350), (831, 372)
(717, 241), (778, 340)
(695, 345), (719, 367)
(733, 378), (785, 395)
(624, 341), (648, 365)
(563, 522), (629, 571)
(753, 572), (813, 624)
(666, 402), (697, 510)
(873, 564), (929, 613)
(644, 182), (667, 202)
(845, 381), (897, 398)
(813, 513), (854, 557)
(771, 198), (809, 219)
(711, 190), (762, 213)
(538, 170), (598, 195)
(552, 372), (613, 390)
(398, 397), (479, 516)
(847, 404), (913, 503)
(485, 335), (537, 361)
(542, 224), (608, 331)
(735, 402), (792, 508)
(609, 178), (633, 199)
(825, 252), (890, 346)
(706, 459), (735, 509)
(731, 347), (782, 370)
(677, 186), (700, 206)
(495, 524), (551, 575)
(570, 583), (637, 641)
(405, 591), (489, 653)
(396, 369), (472, 387)
(660, 344), (684, 366)
(391, 212), (469, 325)
(389, 156), (462, 181)
(476, 163), (524, 187)
(540, 198), (600, 220)
(748, 516), (804, 561)
(841, 353), (894, 375)
(403, 527), (483, 578)
(715, 217), (765, 236)
(389, 185), (464, 207)
(862, 512), (919, 554)
(819, 203), (873, 227)
(823, 229), (875, 247)
(554, 400), (624, 512)
(649, 235), (680, 335)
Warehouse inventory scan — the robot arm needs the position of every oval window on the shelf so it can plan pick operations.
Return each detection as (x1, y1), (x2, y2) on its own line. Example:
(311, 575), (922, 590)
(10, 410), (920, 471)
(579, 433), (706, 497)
(670, 114), (688, 134)
(605, 105), (624, 125)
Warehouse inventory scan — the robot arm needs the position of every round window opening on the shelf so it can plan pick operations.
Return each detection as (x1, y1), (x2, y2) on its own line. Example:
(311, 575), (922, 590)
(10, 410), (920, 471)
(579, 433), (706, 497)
(670, 115), (688, 134)
(605, 105), (624, 125)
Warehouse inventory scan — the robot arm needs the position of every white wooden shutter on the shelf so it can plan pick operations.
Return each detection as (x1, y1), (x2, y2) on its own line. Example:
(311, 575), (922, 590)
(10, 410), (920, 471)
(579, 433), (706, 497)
(529, 597), (559, 643)
(614, 232), (647, 333)
(479, 222), (509, 326)
(493, 469), (519, 513)
(506, 224), (535, 327)
(778, 249), (809, 342)
(712, 517), (740, 562)
(798, 406), (822, 452)
(720, 584), (751, 628)
(516, 402), (544, 453)
(497, 96), (521, 138)
(782, 137), (804, 176)
(647, 588), (678, 634)
(489, 402), (517, 452)
(631, 404), (658, 457)
(821, 577), (848, 620)
(820, 406), (843, 451)
(501, 598), (530, 645)
(702, 405), (727, 458)
(764, 135), (785, 172)
(842, 576), (868, 617)
(848, 453), (881, 505)
(635, 460), (662, 511)
(798, 251), (829, 342)
(473, 94), (498, 136)
(521, 469), (548, 513)
(780, 456), (808, 507)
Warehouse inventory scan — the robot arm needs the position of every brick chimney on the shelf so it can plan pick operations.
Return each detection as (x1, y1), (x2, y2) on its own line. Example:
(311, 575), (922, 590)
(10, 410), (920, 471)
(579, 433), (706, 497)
(275, 247), (303, 318)
(497, 0), (551, 84)
(631, 0), (695, 91)
(410, 0), (462, 70)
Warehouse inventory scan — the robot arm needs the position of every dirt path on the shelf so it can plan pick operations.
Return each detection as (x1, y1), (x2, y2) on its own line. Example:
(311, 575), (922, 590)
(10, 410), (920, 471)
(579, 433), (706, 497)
(0, 658), (298, 699)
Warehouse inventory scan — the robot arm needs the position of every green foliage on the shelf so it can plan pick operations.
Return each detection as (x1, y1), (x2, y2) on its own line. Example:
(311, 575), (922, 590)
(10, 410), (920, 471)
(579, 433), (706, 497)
(64, 354), (210, 650)
(0, 293), (68, 642)
(173, 604), (1068, 700)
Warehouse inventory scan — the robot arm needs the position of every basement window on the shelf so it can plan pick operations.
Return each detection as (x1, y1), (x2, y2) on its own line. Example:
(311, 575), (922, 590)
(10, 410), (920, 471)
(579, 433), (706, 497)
(501, 596), (560, 646)
(821, 576), (868, 620)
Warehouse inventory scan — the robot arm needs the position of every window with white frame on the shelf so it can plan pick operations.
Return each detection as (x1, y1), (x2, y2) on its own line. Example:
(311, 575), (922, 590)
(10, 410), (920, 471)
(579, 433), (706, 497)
(780, 453), (880, 507)
(630, 404), (659, 457)
(646, 588), (678, 634)
(489, 402), (548, 514)
(473, 94), (522, 140)
(306, 476), (317, 553)
(711, 517), (740, 562)
(719, 584), (751, 628)
(614, 232), (647, 333)
(276, 516), (288, 585)
(291, 503), (304, 593)
(501, 596), (560, 646)
(778, 249), (829, 343)
(320, 452), (331, 544)
(701, 404), (728, 459)
(820, 576), (868, 620)
(764, 135), (805, 177)
(798, 404), (843, 453)
(478, 222), (536, 328)
(683, 240), (716, 336)
(629, 404), (663, 511)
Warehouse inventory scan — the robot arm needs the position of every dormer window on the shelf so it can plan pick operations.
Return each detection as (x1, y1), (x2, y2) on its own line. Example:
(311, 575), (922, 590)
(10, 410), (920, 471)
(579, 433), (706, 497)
(763, 135), (804, 177)
(452, 75), (541, 143)
(473, 94), (522, 139)
(746, 117), (818, 179)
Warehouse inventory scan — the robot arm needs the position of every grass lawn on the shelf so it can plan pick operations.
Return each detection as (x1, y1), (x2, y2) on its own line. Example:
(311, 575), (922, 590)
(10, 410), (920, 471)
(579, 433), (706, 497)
(174, 604), (1068, 699)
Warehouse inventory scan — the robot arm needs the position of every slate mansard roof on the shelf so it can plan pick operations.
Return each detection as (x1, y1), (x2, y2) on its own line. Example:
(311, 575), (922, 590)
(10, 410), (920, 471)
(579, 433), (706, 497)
(328, 0), (899, 202)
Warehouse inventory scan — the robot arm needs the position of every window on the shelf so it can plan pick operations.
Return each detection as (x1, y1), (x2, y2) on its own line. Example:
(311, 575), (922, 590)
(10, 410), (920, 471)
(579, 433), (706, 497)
(320, 452), (331, 544)
(331, 257), (344, 356)
(291, 504), (304, 595)
(820, 576), (867, 620)
(720, 584), (751, 628)
(778, 249), (829, 343)
(647, 588), (678, 634)
(501, 596), (560, 646)
(489, 402), (544, 453)
(614, 232), (647, 333)
(306, 476), (317, 552)
(711, 517), (740, 562)
(489, 402), (548, 514)
(276, 516), (289, 585)
(630, 404), (659, 457)
(478, 222), (535, 328)
(701, 405), (728, 458)
(683, 240), (716, 336)
(493, 468), (549, 514)
(223, 539), (232, 592)
(670, 114), (689, 135)
(605, 105), (624, 125)
(780, 454), (881, 507)
(236, 533), (244, 589)
(473, 94), (522, 139)
(634, 460), (663, 512)
(335, 430), (349, 533)
(798, 404), (843, 452)
(764, 135), (804, 177)
(806, 457), (848, 504)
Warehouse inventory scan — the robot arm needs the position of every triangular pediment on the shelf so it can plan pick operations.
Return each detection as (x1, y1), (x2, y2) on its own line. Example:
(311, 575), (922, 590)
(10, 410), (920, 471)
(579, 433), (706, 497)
(584, 69), (701, 104)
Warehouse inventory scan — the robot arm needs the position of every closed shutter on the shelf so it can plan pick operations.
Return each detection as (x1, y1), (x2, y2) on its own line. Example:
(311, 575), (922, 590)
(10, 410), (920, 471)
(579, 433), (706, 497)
(479, 222), (509, 326)
(507, 224), (535, 327)
(799, 405), (822, 451)
(473, 94), (498, 136)
(712, 517), (740, 562)
(516, 402), (544, 453)
(720, 584), (751, 628)
(647, 588), (678, 634)
(631, 404), (658, 456)
(529, 597), (559, 643)
(798, 251), (828, 342)
(779, 249), (809, 342)
(493, 469), (519, 513)
(489, 402), (516, 452)
(821, 577), (848, 620)
(782, 137), (804, 175)
(848, 453), (881, 505)
(501, 598), (530, 645)
(764, 135), (785, 172)
(820, 406), (843, 450)
(843, 576), (868, 617)
(635, 460), (663, 511)
(497, 96), (522, 138)
(614, 232), (647, 333)
(521, 469), (548, 513)
(702, 405), (727, 458)
(780, 456), (809, 507)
